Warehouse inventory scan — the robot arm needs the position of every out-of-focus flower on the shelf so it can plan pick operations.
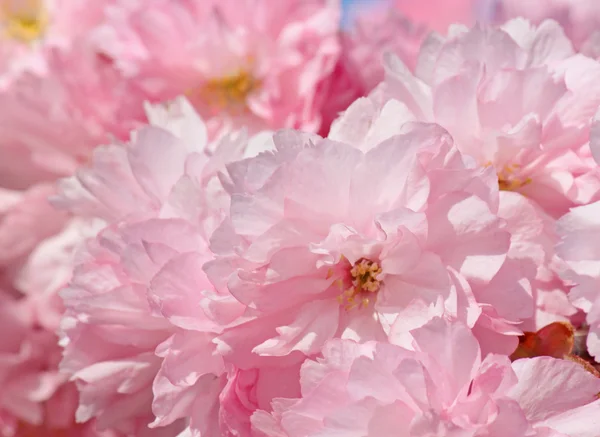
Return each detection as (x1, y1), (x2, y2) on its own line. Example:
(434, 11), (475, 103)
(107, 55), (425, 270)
(0, 290), (66, 436)
(0, 0), (111, 87)
(0, 185), (67, 277)
(0, 234), (127, 437)
(0, 46), (149, 190)
(340, 5), (426, 93)
(93, 0), (341, 137)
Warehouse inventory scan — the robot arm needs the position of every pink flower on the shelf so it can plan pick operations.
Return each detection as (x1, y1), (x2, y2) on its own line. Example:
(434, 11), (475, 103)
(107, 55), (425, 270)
(58, 221), (186, 436)
(144, 224), (244, 436)
(251, 318), (600, 437)
(208, 119), (532, 365)
(495, 0), (600, 57)
(0, 198), (166, 437)
(56, 98), (263, 435)
(0, 46), (148, 189)
(374, 19), (600, 217)
(556, 201), (600, 361)
(56, 97), (255, 227)
(0, 111), (176, 436)
(0, 0), (111, 87)
(340, 19), (600, 335)
(0, 19), (165, 434)
(0, 283), (127, 437)
(93, 0), (341, 136)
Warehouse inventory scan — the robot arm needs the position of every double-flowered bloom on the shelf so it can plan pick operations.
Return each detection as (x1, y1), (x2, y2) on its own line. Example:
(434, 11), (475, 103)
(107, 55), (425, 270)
(2, 1), (600, 436)
(253, 318), (600, 437)
(56, 87), (600, 435)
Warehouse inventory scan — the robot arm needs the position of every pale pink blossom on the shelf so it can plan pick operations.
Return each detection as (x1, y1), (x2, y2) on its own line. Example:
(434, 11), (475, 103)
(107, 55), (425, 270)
(374, 19), (600, 217)
(332, 96), (551, 352)
(496, 0), (600, 57)
(59, 100), (523, 436)
(58, 221), (186, 436)
(339, 19), (600, 333)
(251, 318), (600, 437)
(143, 223), (243, 436)
(56, 97), (254, 228)
(93, 0), (341, 136)
(56, 98), (265, 435)
(207, 118), (535, 365)
(556, 200), (600, 361)
(0, 291), (64, 432)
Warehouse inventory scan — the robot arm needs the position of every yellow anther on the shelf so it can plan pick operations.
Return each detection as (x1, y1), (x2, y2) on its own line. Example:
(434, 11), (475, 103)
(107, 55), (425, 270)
(198, 69), (259, 113)
(491, 162), (533, 192)
(1, 0), (48, 43)
(337, 258), (383, 311)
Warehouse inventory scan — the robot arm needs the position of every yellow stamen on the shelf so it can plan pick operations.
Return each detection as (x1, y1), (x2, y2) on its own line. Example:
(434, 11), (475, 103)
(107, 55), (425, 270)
(1, 0), (48, 43)
(486, 162), (533, 192)
(337, 259), (383, 311)
(498, 176), (532, 191)
(197, 69), (259, 113)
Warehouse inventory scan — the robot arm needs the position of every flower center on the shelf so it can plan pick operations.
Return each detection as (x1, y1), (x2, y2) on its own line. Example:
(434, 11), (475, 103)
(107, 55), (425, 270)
(1, 0), (48, 43)
(198, 70), (260, 113)
(486, 162), (532, 192)
(336, 258), (382, 311)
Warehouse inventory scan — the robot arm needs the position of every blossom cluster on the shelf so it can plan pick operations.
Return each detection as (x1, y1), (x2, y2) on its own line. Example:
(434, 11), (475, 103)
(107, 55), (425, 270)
(1, 0), (600, 436)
